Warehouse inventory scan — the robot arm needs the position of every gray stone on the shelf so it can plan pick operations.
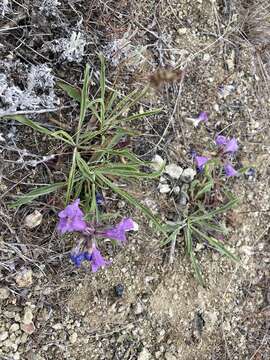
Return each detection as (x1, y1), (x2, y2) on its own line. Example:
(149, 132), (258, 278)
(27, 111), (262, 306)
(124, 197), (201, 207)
(181, 168), (196, 183)
(0, 287), (9, 300)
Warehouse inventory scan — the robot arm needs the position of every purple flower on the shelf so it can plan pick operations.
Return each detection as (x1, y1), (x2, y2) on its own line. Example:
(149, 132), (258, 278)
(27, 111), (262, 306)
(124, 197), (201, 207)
(198, 112), (208, 122)
(91, 245), (110, 272)
(57, 199), (87, 234)
(195, 155), (210, 172)
(215, 135), (227, 146)
(191, 112), (208, 127)
(215, 135), (238, 154)
(224, 138), (238, 153)
(224, 163), (238, 177)
(102, 218), (139, 243)
(70, 251), (87, 267)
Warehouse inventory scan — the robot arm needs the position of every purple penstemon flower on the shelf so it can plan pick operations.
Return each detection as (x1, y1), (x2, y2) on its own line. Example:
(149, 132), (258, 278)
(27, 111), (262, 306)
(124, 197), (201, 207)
(195, 155), (210, 172)
(90, 244), (111, 272)
(224, 163), (238, 177)
(215, 135), (238, 154)
(101, 218), (139, 243)
(189, 112), (208, 128)
(57, 199), (138, 272)
(57, 199), (87, 234)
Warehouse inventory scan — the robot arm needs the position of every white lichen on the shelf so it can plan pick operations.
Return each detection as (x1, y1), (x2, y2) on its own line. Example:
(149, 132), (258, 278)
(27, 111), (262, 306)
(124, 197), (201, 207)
(53, 32), (86, 62)
(0, 63), (59, 115)
(103, 34), (148, 68)
(39, 0), (61, 16)
(0, 0), (11, 17)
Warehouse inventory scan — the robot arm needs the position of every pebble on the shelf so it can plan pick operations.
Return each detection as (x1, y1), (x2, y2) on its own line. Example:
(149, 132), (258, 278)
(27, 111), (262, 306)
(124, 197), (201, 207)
(138, 348), (151, 360)
(134, 302), (144, 315)
(69, 332), (78, 344)
(0, 331), (8, 341)
(0, 287), (9, 300)
(177, 28), (187, 35)
(180, 168), (196, 183)
(165, 352), (177, 360)
(21, 322), (35, 335)
(23, 307), (33, 324)
(9, 323), (20, 333)
(24, 210), (43, 228)
(15, 268), (33, 288)
(164, 164), (183, 179)
(158, 183), (171, 193)
(151, 154), (165, 171)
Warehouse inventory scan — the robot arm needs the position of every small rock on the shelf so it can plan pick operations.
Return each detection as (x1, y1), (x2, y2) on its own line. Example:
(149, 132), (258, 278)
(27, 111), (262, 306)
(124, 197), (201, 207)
(23, 307), (33, 324)
(15, 268), (33, 288)
(0, 287), (9, 300)
(114, 284), (124, 297)
(9, 323), (20, 333)
(203, 53), (210, 61)
(21, 322), (35, 335)
(13, 353), (20, 360)
(52, 323), (63, 330)
(164, 164), (183, 179)
(69, 332), (78, 344)
(151, 154), (165, 171)
(158, 183), (171, 193)
(180, 168), (196, 183)
(165, 352), (177, 360)
(0, 331), (8, 341)
(134, 302), (144, 315)
(177, 28), (187, 35)
(24, 210), (43, 229)
(138, 348), (151, 360)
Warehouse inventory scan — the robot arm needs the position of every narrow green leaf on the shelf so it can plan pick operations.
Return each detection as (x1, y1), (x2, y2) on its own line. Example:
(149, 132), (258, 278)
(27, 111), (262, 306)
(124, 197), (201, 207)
(66, 150), (77, 204)
(9, 182), (65, 208)
(194, 180), (213, 200)
(76, 153), (94, 181)
(57, 81), (81, 102)
(5, 115), (74, 145)
(190, 252), (204, 286)
(184, 225), (192, 255)
(114, 108), (162, 125)
(191, 226), (239, 262)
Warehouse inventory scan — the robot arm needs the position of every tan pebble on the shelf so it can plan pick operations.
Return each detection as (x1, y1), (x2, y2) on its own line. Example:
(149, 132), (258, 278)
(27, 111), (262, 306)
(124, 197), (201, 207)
(0, 331), (8, 341)
(21, 322), (35, 335)
(24, 210), (43, 229)
(15, 269), (33, 288)
(69, 332), (78, 344)
(0, 287), (9, 300)
(9, 323), (20, 333)
(23, 307), (33, 324)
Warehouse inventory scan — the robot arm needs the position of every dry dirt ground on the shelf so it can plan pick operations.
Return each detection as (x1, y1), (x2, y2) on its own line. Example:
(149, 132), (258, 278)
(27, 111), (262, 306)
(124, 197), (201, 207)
(0, 1), (270, 359)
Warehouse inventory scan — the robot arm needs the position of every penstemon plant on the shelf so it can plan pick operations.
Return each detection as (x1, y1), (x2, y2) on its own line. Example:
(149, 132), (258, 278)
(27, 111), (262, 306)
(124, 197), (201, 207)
(4, 55), (164, 230)
(163, 133), (245, 284)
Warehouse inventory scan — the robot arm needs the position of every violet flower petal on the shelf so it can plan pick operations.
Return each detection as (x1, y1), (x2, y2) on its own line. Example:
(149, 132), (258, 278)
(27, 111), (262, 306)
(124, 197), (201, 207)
(57, 199), (87, 234)
(91, 245), (110, 272)
(198, 112), (208, 122)
(224, 138), (238, 153)
(195, 156), (210, 171)
(103, 218), (139, 243)
(224, 163), (238, 177)
(215, 135), (227, 146)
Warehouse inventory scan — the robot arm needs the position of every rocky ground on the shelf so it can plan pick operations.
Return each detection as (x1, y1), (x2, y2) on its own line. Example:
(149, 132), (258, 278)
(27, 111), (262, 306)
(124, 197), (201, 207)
(0, 0), (270, 359)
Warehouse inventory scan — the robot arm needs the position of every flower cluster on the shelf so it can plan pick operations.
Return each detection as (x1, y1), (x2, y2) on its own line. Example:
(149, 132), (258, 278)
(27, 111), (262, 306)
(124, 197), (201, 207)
(194, 135), (239, 177)
(57, 199), (138, 272)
